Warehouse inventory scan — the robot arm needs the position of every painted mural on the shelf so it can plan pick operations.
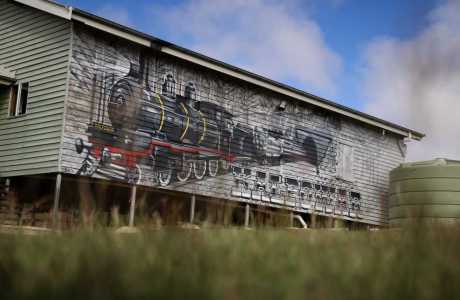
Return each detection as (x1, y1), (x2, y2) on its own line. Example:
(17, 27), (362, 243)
(62, 26), (405, 225)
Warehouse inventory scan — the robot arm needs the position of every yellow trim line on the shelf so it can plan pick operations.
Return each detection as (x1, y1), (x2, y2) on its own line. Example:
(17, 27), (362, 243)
(179, 103), (190, 141)
(197, 110), (207, 144)
(155, 94), (165, 132)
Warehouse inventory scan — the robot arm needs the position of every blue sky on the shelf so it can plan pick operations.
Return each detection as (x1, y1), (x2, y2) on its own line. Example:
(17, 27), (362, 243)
(59, 0), (448, 110)
(309, 0), (439, 109)
(58, 0), (440, 111)
(59, 0), (439, 110)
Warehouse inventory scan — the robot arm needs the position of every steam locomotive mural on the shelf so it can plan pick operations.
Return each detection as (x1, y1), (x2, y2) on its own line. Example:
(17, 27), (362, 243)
(71, 51), (362, 218)
(74, 55), (332, 183)
(74, 55), (238, 186)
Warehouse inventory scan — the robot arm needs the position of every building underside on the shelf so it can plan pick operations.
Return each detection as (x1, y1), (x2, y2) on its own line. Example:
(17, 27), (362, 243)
(0, 175), (371, 231)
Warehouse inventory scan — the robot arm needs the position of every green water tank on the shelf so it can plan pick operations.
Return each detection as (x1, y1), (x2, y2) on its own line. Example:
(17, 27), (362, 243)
(389, 158), (460, 226)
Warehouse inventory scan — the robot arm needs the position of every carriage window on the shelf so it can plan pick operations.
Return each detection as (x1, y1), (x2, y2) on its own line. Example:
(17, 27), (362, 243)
(8, 82), (28, 117)
(286, 178), (298, 186)
(244, 169), (252, 176)
(216, 111), (222, 121)
(256, 171), (266, 179)
(270, 175), (280, 183)
(232, 166), (242, 174)
(350, 192), (361, 200)
(301, 181), (312, 189)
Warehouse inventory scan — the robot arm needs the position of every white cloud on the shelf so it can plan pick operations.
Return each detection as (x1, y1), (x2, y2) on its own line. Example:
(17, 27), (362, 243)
(96, 4), (133, 27)
(150, 0), (342, 95)
(362, 0), (460, 161)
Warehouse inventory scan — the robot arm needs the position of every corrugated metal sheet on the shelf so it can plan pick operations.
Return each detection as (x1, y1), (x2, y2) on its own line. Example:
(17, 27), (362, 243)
(0, 0), (71, 177)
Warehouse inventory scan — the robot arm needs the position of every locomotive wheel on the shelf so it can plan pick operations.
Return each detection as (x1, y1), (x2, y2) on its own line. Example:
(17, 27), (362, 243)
(220, 159), (230, 171)
(177, 160), (193, 182)
(158, 159), (174, 186)
(193, 160), (207, 179)
(208, 160), (219, 177)
(158, 169), (173, 186)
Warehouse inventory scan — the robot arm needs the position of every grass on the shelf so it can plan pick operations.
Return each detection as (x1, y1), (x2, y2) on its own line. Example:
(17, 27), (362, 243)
(0, 226), (459, 299)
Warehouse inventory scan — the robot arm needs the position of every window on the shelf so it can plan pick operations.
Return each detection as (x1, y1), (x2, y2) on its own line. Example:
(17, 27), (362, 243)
(9, 82), (28, 117)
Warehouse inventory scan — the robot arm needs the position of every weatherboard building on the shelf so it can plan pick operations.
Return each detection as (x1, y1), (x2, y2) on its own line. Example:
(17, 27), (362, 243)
(0, 0), (424, 229)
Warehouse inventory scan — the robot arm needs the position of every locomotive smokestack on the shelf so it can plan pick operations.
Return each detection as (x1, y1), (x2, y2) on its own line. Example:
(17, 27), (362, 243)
(127, 52), (147, 84)
(127, 62), (140, 79)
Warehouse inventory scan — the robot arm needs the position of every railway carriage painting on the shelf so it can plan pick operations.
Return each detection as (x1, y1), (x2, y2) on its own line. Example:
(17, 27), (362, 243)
(68, 45), (363, 219)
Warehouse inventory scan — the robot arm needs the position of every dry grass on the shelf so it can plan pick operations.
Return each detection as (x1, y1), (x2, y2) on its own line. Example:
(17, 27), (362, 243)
(0, 225), (459, 299)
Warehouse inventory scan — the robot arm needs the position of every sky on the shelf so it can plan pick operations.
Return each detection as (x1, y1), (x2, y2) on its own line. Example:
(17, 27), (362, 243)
(58, 0), (459, 161)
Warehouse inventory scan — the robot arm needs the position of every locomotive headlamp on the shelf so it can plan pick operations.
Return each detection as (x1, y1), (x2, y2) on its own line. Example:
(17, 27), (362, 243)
(75, 138), (93, 154)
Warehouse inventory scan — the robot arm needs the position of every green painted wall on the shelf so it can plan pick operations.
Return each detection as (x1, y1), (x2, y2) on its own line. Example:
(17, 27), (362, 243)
(0, 0), (71, 177)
